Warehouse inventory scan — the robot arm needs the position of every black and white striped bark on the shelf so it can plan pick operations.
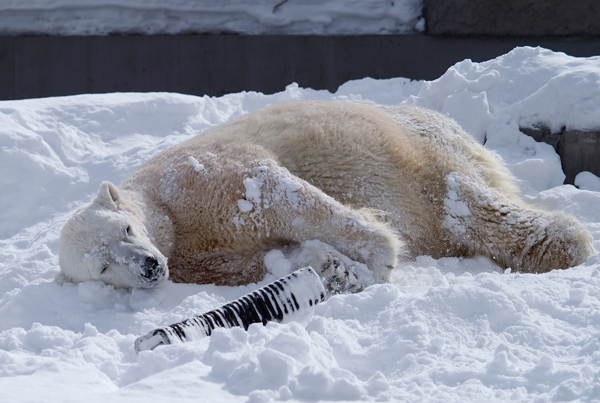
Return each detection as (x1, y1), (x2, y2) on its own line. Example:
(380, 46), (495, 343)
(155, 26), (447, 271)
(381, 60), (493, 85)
(135, 266), (325, 353)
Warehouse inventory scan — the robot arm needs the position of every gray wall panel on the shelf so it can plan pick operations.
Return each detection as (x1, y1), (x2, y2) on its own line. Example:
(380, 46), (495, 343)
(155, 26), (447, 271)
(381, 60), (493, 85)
(0, 37), (13, 100)
(1, 35), (599, 100)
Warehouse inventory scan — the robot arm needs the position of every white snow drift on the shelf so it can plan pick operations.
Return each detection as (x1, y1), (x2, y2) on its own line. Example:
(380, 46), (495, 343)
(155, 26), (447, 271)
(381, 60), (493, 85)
(2, 47), (600, 402)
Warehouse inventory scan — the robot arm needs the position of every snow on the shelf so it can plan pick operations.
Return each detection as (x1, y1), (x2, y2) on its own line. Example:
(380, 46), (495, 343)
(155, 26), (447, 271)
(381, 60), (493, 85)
(187, 156), (204, 172)
(575, 171), (600, 193)
(2, 46), (600, 402)
(0, 0), (424, 36)
(442, 172), (471, 237)
(238, 199), (255, 213)
(244, 174), (264, 205)
(264, 250), (292, 279)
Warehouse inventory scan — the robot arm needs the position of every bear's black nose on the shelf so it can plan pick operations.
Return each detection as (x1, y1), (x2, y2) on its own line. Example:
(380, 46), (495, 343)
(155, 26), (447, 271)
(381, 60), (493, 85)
(143, 256), (160, 278)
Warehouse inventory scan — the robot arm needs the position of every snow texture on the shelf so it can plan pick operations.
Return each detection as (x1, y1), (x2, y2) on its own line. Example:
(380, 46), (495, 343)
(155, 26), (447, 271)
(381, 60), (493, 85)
(442, 172), (471, 236)
(0, 0), (425, 35)
(2, 47), (600, 402)
(575, 171), (600, 193)
(187, 156), (204, 172)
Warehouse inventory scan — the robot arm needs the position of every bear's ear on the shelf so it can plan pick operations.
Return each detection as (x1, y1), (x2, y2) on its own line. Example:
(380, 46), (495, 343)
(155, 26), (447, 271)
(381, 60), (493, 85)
(93, 181), (120, 208)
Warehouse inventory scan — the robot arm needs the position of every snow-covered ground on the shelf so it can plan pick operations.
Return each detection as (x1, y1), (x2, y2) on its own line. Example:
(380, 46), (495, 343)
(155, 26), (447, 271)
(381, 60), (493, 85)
(0, 0), (424, 35)
(2, 47), (600, 402)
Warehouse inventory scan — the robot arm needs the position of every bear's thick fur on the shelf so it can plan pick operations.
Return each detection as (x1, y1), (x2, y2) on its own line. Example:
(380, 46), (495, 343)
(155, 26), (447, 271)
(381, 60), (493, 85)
(59, 100), (594, 290)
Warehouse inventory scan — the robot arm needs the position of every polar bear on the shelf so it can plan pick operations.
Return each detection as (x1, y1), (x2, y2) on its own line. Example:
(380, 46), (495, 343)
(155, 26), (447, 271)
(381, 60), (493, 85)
(59, 100), (593, 291)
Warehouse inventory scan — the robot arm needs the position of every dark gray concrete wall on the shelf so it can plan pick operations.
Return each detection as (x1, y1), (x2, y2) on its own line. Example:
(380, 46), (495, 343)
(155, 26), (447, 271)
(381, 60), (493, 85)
(521, 126), (600, 185)
(1, 35), (600, 101)
(558, 130), (600, 185)
(426, 0), (600, 36)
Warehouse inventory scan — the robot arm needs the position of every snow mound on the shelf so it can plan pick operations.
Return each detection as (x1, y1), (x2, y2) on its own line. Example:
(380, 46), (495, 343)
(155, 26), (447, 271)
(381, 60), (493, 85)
(2, 47), (600, 402)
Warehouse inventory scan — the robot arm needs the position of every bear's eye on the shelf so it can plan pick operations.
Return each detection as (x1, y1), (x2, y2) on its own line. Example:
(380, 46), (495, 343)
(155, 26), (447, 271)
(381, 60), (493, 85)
(125, 225), (133, 236)
(100, 265), (109, 274)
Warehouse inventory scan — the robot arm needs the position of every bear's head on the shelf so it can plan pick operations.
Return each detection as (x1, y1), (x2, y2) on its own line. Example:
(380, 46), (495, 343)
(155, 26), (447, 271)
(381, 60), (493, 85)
(59, 181), (168, 288)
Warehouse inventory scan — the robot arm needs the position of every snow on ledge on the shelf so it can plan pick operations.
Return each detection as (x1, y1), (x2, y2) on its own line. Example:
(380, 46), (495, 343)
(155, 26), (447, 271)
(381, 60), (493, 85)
(0, 0), (425, 36)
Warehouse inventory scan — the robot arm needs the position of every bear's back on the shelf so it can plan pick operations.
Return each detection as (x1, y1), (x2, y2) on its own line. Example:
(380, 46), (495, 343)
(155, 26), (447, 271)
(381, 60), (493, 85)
(189, 100), (520, 204)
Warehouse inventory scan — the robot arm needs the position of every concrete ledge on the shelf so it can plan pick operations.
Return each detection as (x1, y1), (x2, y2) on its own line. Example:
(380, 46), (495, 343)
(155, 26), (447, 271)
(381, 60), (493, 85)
(1, 35), (600, 100)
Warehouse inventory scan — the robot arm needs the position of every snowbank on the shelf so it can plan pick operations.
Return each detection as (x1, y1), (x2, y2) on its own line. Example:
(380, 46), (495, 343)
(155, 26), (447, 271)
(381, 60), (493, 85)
(0, 0), (424, 35)
(2, 47), (600, 402)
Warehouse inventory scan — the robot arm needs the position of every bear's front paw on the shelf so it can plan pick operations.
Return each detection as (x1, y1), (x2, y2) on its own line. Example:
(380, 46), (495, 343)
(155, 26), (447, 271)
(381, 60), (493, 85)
(321, 254), (361, 294)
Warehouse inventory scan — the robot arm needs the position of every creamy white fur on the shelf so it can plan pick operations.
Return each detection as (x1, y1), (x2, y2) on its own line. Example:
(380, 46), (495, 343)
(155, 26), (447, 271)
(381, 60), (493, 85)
(59, 100), (594, 288)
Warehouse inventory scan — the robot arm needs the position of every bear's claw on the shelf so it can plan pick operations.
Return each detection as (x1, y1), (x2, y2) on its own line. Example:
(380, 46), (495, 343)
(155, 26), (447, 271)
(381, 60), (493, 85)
(321, 254), (361, 294)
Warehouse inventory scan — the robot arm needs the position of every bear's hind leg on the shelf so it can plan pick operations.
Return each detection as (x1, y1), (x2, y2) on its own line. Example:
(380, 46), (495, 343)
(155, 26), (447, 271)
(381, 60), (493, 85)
(442, 171), (593, 273)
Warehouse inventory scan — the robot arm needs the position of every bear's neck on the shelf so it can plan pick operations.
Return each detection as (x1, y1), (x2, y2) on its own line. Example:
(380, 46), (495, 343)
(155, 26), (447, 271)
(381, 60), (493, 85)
(119, 188), (176, 259)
